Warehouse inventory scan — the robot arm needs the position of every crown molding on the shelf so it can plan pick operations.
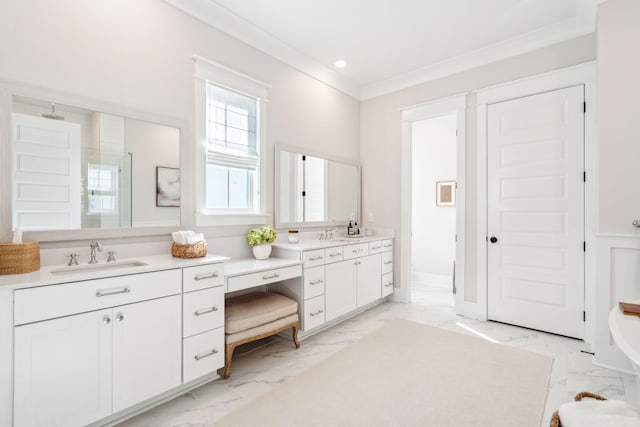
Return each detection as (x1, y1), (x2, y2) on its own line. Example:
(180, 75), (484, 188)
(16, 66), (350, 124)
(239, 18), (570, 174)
(360, 17), (595, 100)
(164, 0), (596, 102)
(163, 0), (361, 100)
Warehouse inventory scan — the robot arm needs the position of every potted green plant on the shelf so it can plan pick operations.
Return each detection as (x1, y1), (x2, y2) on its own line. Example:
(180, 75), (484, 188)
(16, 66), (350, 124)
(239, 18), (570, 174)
(247, 225), (277, 259)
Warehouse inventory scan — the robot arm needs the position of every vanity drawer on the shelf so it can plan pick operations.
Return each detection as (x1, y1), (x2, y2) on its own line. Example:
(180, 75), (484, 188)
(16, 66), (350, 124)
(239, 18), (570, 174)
(304, 266), (325, 299)
(368, 241), (383, 255)
(14, 269), (181, 325)
(382, 251), (393, 274)
(324, 246), (343, 263)
(183, 263), (224, 293)
(183, 286), (225, 338)
(343, 243), (369, 260)
(382, 272), (394, 297)
(303, 249), (325, 268)
(382, 239), (394, 252)
(226, 264), (302, 293)
(183, 327), (225, 383)
(304, 295), (325, 331)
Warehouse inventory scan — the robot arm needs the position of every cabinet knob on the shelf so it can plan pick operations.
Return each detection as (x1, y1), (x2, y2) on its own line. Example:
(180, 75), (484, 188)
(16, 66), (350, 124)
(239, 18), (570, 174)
(116, 313), (124, 322)
(103, 315), (111, 324)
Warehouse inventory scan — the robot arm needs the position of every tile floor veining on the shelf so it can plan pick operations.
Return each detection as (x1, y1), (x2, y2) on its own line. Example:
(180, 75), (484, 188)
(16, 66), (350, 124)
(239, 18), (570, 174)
(119, 282), (636, 427)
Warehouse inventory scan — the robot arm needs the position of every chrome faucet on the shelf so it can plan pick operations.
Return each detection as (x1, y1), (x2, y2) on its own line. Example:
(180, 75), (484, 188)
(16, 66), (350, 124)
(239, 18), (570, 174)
(325, 227), (337, 240)
(89, 240), (103, 264)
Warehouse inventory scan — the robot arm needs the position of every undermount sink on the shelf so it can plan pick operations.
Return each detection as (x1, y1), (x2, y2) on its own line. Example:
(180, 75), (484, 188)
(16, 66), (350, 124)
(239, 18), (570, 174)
(50, 260), (148, 276)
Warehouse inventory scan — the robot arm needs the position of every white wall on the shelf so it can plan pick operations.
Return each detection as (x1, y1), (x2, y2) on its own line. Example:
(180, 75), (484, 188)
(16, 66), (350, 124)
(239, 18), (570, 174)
(360, 34), (596, 304)
(0, 0), (360, 253)
(411, 114), (457, 282)
(597, 0), (640, 234)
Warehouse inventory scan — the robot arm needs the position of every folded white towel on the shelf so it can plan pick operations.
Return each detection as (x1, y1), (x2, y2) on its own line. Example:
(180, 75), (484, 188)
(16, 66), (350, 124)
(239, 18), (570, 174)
(559, 400), (640, 427)
(186, 233), (204, 245)
(172, 230), (198, 245)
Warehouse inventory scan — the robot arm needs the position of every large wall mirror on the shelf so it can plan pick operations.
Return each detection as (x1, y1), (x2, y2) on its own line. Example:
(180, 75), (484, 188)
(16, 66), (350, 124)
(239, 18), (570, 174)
(275, 145), (360, 229)
(9, 94), (181, 236)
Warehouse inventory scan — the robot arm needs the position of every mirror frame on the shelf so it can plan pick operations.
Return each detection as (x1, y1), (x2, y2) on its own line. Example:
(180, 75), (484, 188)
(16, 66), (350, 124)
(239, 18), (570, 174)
(274, 144), (361, 230)
(0, 81), (190, 243)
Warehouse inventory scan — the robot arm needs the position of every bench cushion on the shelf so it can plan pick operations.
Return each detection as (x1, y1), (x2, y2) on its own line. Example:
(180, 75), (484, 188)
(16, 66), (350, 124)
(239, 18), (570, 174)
(226, 313), (299, 344)
(225, 292), (298, 334)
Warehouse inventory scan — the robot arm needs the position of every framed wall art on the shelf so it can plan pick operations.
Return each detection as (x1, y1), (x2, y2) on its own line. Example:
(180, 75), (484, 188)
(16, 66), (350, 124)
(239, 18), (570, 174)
(156, 166), (180, 207)
(436, 180), (456, 206)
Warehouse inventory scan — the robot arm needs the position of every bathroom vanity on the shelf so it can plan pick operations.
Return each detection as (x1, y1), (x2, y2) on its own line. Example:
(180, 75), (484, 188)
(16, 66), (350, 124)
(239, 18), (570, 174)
(0, 255), (227, 427)
(272, 235), (394, 336)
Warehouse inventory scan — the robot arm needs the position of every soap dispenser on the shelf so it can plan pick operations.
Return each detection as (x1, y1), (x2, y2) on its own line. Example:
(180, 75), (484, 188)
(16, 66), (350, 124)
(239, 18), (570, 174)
(347, 221), (353, 236)
(354, 221), (360, 235)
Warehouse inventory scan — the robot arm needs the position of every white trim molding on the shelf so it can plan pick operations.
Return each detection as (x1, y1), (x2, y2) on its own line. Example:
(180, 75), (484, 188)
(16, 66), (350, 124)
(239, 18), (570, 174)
(399, 94), (468, 316)
(593, 233), (640, 374)
(474, 61), (597, 334)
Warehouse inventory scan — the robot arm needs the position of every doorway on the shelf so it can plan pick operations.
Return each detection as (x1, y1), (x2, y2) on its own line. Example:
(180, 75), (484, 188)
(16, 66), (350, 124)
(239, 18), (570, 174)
(399, 94), (466, 312)
(411, 113), (457, 304)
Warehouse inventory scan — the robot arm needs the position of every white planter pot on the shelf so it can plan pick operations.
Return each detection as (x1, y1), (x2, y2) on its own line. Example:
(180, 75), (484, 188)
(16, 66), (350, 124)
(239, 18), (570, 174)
(252, 244), (272, 260)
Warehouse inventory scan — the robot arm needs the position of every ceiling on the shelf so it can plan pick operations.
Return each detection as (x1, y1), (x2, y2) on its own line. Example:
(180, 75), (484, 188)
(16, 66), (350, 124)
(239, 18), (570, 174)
(165, 0), (602, 100)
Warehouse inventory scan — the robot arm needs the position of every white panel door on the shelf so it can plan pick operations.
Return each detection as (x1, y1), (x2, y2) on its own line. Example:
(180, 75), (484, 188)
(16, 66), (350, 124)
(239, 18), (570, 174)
(487, 85), (584, 338)
(112, 295), (181, 412)
(12, 113), (81, 230)
(325, 260), (357, 322)
(357, 254), (381, 307)
(14, 309), (112, 427)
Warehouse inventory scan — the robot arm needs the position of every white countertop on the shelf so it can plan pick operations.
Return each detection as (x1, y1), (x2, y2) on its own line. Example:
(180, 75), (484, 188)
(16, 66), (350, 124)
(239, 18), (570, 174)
(272, 234), (394, 252)
(224, 257), (303, 278)
(0, 253), (229, 290)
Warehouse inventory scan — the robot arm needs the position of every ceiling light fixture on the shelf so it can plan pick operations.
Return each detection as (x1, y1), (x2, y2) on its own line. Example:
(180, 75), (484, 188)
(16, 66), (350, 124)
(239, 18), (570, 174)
(334, 60), (347, 69)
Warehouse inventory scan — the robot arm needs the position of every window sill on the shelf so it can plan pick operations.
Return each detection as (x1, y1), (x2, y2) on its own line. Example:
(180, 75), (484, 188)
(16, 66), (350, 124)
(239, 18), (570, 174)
(195, 212), (270, 227)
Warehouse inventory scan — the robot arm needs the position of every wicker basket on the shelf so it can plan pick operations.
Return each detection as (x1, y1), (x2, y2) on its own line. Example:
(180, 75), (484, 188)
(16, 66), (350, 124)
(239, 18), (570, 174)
(550, 392), (607, 427)
(0, 242), (40, 275)
(171, 241), (207, 258)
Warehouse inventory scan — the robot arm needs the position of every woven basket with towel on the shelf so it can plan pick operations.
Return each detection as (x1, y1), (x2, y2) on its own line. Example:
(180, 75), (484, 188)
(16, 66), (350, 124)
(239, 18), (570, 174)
(550, 392), (640, 427)
(171, 231), (207, 258)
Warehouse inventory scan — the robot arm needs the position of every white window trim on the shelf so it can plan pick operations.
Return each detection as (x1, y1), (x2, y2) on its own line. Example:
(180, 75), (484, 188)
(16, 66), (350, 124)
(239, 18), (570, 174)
(193, 55), (270, 226)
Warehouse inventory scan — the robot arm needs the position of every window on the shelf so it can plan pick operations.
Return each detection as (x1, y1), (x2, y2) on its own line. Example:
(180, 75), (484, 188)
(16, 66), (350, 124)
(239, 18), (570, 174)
(205, 83), (258, 210)
(194, 56), (269, 226)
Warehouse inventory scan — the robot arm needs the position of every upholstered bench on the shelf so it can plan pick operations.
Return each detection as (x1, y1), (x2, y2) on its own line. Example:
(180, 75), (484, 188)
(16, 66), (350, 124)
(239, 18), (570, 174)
(222, 291), (300, 379)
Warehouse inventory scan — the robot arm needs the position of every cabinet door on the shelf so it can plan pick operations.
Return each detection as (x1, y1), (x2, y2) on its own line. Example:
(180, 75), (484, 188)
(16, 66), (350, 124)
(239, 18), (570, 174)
(357, 254), (382, 307)
(325, 260), (356, 322)
(112, 295), (181, 412)
(14, 309), (112, 427)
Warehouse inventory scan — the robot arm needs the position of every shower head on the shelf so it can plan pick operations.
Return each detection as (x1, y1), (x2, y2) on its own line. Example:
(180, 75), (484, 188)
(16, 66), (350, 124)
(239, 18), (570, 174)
(42, 103), (64, 120)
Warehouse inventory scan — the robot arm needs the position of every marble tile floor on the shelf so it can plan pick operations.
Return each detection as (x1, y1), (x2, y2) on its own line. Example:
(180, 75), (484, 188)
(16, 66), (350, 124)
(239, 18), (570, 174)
(119, 282), (637, 427)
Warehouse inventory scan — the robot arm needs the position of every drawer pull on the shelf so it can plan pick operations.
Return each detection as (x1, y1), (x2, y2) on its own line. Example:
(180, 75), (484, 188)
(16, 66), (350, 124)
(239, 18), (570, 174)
(96, 286), (130, 297)
(195, 272), (219, 281)
(309, 280), (324, 285)
(384, 244), (393, 248)
(309, 256), (323, 261)
(329, 252), (341, 257)
(352, 250), (358, 253)
(354, 261), (361, 265)
(385, 282), (394, 287)
(194, 306), (219, 316)
(310, 309), (324, 317)
(384, 261), (393, 265)
(262, 273), (280, 280)
(194, 349), (219, 360)
(371, 246), (381, 250)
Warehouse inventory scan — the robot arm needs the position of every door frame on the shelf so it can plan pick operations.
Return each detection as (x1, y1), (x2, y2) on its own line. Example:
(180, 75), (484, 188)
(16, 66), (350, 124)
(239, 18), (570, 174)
(475, 62), (597, 343)
(399, 94), (467, 312)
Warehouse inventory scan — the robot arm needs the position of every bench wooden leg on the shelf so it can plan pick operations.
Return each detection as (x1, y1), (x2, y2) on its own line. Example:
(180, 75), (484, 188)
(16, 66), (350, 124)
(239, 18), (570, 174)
(223, 343), (235, 379)
(292, 322), (300, 349)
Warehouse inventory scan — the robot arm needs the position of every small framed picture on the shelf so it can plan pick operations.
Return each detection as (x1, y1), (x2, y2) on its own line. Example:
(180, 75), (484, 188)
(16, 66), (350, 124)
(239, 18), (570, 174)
(436, 181), (456, 206)
(156, 166), (180, 207)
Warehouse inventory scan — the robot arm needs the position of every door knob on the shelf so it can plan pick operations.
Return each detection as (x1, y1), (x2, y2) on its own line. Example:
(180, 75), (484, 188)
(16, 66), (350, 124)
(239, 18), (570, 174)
(489, 236), (498, 244)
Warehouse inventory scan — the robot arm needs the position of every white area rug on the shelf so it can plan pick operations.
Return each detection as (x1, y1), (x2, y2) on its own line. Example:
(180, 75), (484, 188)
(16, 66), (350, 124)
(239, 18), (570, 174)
(211, 319), (553, 427)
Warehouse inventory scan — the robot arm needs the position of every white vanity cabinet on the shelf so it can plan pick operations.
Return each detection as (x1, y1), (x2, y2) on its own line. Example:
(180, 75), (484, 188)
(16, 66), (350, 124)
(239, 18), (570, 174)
(13, 269), (182, 427)
(181, 263), (225, 383)
(273, 236), (393, 334)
